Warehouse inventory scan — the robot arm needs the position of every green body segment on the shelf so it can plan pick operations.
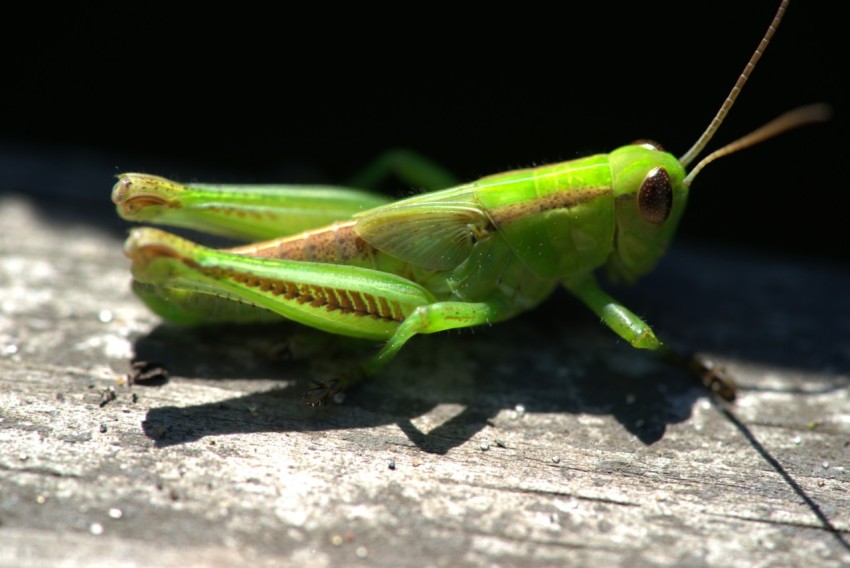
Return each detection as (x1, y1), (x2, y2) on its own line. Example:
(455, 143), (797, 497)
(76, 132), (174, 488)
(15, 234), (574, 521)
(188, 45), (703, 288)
(115, 143), (688, 385)
(473, 155), (616, 281)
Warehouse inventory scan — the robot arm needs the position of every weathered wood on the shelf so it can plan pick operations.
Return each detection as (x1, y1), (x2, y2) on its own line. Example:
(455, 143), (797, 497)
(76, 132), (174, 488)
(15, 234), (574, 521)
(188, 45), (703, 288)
(1, 193), (848, 567)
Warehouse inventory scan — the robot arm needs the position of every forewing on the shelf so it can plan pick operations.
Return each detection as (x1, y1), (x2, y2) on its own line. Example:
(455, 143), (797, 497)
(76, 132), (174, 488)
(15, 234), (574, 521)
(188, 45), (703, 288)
(354, 201), (490, 271)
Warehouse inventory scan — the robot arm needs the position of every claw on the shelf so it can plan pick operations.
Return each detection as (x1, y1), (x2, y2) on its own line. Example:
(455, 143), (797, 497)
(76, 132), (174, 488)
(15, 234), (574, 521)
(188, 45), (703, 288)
(662, 348), (737, 402)
(691, 358), (737, 402)
(303, 378), (343, 406)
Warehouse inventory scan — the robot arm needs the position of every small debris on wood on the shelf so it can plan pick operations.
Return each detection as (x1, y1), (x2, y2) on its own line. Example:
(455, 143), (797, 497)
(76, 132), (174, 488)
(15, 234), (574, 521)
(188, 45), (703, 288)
(99, 387), (117, 407)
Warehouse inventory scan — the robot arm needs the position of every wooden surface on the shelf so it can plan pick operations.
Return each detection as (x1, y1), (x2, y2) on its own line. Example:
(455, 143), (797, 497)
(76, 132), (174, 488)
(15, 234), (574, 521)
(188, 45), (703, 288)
(1, 192), (849, 567)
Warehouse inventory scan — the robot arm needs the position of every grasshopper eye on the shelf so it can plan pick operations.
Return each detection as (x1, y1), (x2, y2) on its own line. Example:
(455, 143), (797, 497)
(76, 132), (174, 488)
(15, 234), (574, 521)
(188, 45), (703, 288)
(638, 167), (672, 224)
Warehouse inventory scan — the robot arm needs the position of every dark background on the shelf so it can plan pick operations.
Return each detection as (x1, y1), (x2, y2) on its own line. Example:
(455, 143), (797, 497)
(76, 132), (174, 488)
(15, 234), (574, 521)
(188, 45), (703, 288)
(3, 1), (845, 262)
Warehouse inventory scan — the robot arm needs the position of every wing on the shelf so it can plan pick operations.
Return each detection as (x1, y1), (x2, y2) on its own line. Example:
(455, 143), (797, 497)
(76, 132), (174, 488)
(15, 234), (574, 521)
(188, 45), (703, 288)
(354, 199), (491, 271)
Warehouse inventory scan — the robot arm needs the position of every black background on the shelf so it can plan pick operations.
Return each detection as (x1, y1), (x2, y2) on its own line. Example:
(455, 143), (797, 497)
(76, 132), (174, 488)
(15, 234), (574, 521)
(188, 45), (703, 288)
(4, 1), (845, 262)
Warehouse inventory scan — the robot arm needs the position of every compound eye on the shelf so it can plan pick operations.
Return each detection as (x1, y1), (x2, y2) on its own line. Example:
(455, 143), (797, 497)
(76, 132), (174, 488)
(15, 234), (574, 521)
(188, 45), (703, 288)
(638, 167), (672, 224)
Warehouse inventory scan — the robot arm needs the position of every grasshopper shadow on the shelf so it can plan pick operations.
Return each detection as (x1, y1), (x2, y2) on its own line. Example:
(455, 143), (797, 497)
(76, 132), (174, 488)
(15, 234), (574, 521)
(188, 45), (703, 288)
(135, 302), (705, 454)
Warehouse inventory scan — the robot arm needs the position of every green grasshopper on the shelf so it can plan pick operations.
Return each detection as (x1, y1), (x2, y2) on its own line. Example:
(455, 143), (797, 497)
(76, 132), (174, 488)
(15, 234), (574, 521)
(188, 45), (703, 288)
(113, 0), (828, 405)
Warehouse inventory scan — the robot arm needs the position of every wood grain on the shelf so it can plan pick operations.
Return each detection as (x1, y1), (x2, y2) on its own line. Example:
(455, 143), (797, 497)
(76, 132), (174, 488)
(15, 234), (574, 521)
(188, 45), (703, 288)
(1, 193), (848, 567)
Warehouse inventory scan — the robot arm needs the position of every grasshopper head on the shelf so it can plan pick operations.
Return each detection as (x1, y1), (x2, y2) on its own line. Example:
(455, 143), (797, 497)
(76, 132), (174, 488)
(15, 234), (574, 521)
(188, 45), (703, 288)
(602, 102), (831, 285)
(605, 143), (688, 284)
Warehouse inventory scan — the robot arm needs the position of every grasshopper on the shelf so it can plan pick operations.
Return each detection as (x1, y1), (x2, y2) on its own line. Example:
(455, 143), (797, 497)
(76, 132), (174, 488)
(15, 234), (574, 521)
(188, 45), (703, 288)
(113, 0), (828, 404)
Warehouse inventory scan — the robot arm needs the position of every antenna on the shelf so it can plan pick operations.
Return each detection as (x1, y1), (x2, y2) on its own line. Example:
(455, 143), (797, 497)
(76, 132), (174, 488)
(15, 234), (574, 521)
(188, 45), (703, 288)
(678, 0), (788, 168)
